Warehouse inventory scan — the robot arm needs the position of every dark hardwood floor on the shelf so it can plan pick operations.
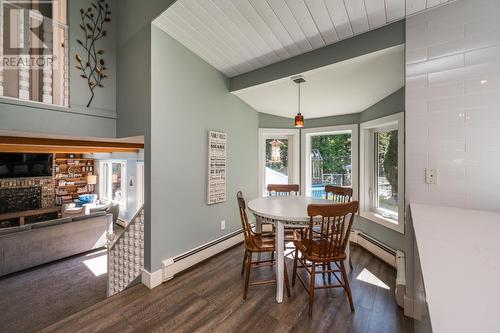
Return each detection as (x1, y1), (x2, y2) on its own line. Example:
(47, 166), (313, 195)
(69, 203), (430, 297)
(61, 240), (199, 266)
(40, 244), (413, 333)
(0, 249), (108, 333)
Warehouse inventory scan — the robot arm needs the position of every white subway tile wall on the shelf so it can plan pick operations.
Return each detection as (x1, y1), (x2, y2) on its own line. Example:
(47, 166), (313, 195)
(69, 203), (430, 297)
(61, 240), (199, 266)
(406, 0), (500, 212)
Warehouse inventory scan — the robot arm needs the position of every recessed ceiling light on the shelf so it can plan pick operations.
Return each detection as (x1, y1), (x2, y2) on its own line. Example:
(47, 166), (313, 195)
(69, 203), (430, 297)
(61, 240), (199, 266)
(480, 79), (488, 84)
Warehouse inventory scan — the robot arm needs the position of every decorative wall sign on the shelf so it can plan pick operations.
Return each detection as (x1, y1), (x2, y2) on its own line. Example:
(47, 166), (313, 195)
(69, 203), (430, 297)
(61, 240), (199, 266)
(207, 131), (227, 205)
(75, 0), (112, 107)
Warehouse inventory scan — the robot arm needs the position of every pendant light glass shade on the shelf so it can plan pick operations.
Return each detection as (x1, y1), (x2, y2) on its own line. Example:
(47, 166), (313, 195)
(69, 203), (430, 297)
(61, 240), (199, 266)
(293, 76), (305, 128)
(294, 113), (304, 127)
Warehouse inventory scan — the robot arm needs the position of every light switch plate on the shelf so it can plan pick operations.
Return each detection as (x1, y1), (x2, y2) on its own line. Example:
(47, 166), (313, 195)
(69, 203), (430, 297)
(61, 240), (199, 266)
(425, 168), (438, 184)
(220, 220), (226, 230)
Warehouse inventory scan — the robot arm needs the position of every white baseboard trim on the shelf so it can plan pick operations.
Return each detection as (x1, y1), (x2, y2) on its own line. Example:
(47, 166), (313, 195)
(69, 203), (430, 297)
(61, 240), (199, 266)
(141, 268), (163, 289)
(141, 230), (244, 290)
(162, 231), (244, 282)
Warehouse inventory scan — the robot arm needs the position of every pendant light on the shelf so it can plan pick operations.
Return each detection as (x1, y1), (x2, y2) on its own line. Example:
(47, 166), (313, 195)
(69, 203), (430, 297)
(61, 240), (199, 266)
(293, 76), (305, 128)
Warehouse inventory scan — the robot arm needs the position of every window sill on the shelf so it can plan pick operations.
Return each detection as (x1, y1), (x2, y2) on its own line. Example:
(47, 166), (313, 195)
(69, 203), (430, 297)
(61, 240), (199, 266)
(0, 95), (70, 112)
(359, 210), (404, 234)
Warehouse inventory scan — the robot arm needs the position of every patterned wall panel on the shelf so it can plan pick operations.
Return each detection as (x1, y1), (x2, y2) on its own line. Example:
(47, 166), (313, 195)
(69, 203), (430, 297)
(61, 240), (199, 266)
(108, 208), (144, 297)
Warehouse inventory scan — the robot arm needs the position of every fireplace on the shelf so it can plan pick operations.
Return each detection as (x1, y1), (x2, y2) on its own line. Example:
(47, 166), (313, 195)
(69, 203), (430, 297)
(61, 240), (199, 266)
(0, 187), (42, 214)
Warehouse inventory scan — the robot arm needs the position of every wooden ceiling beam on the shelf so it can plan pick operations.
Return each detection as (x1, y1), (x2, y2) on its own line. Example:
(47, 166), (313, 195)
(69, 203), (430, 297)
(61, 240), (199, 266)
(0, 136), (144, 153)
(0, 145), (140, 153)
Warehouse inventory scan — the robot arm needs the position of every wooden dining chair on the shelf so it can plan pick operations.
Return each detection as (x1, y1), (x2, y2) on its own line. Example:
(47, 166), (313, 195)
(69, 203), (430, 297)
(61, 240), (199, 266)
(324, 185), (353, 203)
(237, 191), (291, 299)
(292, 201), (359, 316)
(321, 185), (354, 270)
(267, 184), (300, 196)
(267, 184), (304, 245)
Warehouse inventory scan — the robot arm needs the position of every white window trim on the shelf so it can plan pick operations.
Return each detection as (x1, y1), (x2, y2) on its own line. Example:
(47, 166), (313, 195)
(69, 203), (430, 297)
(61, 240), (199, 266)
(0, 1), (69, 107)
(136, 161), (144, 208)
(360, 113), (405, 234)
(99, 160), (127, 208)
(258, 128), (300, 197)
(0, 96), (71, 111)
(301, 125), (359, 200)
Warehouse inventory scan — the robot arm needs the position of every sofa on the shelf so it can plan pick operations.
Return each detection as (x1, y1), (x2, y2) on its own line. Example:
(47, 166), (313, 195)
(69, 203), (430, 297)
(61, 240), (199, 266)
(0, 211), (111, 277)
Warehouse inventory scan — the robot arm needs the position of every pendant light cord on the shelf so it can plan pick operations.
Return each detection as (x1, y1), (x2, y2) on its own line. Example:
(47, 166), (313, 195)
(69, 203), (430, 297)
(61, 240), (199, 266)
(298, 81), (301, 115)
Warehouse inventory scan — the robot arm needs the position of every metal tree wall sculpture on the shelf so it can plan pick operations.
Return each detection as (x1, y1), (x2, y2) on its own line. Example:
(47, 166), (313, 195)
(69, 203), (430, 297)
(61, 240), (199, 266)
(75, 0), (111, 107)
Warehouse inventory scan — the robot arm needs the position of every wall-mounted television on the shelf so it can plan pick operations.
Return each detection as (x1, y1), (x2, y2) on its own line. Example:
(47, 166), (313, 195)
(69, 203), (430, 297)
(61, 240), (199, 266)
(0, 153), (53, 179)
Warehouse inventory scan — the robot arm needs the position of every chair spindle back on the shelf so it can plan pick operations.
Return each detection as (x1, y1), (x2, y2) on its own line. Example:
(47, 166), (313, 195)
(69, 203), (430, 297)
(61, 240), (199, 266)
(324, 185), (353, 203)
(306, 201), (359, 259)
(237, 191), (253, 245)
(267, 184), (300, 196)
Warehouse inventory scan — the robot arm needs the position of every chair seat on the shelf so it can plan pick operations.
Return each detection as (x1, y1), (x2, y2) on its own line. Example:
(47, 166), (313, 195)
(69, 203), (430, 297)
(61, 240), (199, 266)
(293, 238), (346, 262)
(246, 234), (276, 252)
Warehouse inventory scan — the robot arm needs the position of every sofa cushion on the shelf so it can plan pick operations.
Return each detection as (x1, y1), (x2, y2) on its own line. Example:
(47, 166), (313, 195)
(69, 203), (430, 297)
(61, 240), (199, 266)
(88, 204), (110, 214)
(71, 211), (106, 222)
(31, 217), (73, 229)
(79, 194), (97, 204)
(0, 224), (31, 236)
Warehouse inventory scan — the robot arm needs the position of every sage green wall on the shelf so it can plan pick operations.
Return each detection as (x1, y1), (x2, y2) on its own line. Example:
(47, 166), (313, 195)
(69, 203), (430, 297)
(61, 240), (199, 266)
(150, 25), (259, 272)
(359, 88), (405, 122)
(115, 0), (178, 271)
(258, 88), (405, 250)
(116, 24), (151, 138)
(0, 0), (117, 137)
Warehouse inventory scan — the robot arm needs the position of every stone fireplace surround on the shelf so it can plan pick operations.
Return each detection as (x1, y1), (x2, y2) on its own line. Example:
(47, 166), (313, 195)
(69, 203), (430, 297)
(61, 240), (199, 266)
(0, 177), (55, 216)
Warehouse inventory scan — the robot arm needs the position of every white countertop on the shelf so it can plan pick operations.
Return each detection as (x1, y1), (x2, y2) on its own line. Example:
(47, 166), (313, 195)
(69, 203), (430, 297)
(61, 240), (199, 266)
(411, 204), (500, 333)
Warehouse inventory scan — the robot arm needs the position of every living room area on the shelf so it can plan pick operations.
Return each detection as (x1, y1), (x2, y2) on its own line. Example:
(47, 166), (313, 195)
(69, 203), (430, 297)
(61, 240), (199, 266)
(0, 135), (144, 332)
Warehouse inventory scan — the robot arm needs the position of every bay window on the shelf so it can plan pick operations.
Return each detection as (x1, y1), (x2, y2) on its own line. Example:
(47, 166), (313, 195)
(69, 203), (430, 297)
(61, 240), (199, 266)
(360, 113), (404, 233)
(258, 128), (300, 197)
(301, 125), (358, 199)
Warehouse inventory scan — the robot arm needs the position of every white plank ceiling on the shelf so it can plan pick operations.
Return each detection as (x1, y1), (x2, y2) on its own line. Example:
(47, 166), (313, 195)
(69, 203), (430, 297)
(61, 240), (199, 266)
(155, 0), (453, 77)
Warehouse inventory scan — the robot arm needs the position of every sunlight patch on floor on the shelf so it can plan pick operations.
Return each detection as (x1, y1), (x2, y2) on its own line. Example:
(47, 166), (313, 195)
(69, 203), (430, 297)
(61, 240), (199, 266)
(83, 254), (108, 277)
(356, 268), (390, 289)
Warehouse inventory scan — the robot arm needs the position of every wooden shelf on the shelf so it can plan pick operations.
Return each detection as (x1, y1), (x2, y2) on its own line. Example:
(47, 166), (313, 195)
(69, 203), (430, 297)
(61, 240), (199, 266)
(54, 156), (96, 206)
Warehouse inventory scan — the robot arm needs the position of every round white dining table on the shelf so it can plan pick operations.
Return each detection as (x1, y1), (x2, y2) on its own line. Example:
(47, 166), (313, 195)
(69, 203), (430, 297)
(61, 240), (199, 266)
(247, 195), (351, 303)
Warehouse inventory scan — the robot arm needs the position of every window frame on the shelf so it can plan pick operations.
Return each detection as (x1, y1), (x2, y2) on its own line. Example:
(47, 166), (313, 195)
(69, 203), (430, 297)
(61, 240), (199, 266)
(360, 113), (405, 234)
(300, 124), (359, 199)
(0, 0), (69, 107)
(99, 160), (127, 208)
(258, 128), (300, 197)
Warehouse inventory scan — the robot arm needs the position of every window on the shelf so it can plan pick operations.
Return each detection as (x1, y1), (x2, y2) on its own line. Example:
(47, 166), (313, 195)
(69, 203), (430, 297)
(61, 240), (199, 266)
(99, 161), (126, 207)
(360, 113), (404, 233)
(0, 0), (68, 106)
(258, 129), (300, 197)
(301, 125), (358, 198)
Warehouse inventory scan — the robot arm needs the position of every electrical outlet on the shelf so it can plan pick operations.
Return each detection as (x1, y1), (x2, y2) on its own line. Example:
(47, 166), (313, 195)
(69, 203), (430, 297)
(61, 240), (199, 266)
(425, 168), (438, 184)
(220, 220), (226, 230)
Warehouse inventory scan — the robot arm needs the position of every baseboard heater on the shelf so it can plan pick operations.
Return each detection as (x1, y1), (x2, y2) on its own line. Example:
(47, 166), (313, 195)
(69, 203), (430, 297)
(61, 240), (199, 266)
(350, 229), (406, 308)
(162, 229), (244, 281)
